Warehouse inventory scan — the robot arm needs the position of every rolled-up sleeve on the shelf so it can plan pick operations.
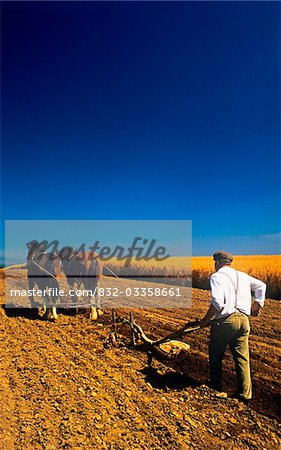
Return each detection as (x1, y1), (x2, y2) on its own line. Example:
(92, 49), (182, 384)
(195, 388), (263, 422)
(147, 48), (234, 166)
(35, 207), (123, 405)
(210, 275), (225, 311)
(249, 275), (266, 306)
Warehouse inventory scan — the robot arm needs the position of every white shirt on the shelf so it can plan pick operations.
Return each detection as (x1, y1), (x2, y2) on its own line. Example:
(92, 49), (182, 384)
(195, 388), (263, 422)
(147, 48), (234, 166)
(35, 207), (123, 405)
(210, 266), (266, 319)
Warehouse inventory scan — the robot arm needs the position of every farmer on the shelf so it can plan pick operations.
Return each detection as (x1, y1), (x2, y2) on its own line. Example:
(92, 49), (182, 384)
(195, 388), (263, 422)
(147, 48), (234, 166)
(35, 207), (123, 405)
(199, 250), (266, 403)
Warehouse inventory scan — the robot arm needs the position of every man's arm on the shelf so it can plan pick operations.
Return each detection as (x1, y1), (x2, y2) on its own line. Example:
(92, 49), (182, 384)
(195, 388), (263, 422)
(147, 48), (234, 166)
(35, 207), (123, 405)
(249, 275), (266, 316)
(200, 275), (224, 327)
(199, 304), (218, 327)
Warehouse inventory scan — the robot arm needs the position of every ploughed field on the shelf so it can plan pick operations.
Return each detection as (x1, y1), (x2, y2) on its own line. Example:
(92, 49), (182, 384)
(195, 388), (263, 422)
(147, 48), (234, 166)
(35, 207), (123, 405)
(0, 271), (280, 450)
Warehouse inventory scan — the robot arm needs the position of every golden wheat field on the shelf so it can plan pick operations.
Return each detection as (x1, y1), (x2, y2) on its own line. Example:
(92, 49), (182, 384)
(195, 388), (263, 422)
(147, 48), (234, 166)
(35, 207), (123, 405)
(105, 255), (281, 299)
(192, 255), (281, 299)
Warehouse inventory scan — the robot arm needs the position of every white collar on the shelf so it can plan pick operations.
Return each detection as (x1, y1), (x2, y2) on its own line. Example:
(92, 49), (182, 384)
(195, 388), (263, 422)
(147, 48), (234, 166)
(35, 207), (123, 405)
(217, 266), (233, 273)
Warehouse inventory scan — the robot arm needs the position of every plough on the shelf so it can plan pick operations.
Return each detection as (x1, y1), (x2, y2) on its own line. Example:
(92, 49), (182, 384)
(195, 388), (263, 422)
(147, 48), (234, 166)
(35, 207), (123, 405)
(115, 311), (201, 370)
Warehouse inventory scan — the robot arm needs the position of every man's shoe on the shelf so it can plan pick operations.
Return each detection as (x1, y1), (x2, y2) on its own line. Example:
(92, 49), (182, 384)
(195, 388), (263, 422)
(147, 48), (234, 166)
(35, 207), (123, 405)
(231, 392), (251, 405)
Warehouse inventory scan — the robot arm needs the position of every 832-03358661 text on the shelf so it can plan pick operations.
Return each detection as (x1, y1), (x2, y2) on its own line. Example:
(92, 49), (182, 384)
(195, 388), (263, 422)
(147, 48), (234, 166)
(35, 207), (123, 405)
(9, 286), (183, 298)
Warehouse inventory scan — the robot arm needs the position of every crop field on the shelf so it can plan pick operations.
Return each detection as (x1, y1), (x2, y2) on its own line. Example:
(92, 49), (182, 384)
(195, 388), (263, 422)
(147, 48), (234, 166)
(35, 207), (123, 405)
(192, 255), (281, 299)
(106, 255), (281, 299)
(0, 263), (280, 449)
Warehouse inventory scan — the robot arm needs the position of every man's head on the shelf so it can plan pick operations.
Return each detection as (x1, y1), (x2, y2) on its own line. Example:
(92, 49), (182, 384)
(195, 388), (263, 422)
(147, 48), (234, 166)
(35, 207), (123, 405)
(213, 250), (233, 271)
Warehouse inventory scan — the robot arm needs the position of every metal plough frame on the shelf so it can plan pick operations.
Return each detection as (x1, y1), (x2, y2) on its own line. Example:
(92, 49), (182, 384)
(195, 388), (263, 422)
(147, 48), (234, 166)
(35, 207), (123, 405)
(114, 311), (201, 367)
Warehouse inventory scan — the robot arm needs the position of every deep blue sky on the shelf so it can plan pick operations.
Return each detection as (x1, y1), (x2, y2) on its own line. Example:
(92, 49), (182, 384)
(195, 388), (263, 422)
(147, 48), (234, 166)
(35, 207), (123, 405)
(1, 1), (280, 255)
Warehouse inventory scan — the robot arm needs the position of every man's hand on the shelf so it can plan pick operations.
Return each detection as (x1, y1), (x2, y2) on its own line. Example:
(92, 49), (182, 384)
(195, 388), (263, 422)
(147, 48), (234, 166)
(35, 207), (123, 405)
(199, 316), (211, 328)
(199, 305), (217, 327)
(251, 302), (261, 317)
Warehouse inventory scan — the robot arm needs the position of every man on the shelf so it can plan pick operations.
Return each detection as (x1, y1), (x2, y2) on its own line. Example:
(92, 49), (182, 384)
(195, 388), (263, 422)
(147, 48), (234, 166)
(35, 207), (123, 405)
(200, 250), (266, 402)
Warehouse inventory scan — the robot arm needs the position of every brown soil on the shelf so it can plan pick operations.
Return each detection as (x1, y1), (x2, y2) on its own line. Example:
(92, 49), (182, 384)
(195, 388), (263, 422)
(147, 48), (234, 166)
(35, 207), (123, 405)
(0, 272), (280, 449)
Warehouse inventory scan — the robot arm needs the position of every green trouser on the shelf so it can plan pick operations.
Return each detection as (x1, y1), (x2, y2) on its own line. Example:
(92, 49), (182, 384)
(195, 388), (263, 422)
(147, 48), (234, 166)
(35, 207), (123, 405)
(209, 311), (252, 400)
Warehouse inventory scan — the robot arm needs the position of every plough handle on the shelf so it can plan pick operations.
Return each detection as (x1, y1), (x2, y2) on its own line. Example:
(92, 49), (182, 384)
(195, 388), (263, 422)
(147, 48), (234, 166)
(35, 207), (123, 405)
(122, 317), (201, 347)
(155, 320), (201, 345)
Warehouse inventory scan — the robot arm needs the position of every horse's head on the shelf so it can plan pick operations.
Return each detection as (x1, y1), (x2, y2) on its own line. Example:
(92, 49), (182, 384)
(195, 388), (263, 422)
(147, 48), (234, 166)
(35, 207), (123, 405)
(58, 246), (78, 270)
(26, 240), (47, 260)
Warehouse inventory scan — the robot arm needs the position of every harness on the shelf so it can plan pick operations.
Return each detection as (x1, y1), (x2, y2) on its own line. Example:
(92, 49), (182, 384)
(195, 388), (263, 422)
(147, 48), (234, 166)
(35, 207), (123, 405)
(220, 270), (239, 310)
(28, 252), (59, 279)
(217, 270), (247, 319)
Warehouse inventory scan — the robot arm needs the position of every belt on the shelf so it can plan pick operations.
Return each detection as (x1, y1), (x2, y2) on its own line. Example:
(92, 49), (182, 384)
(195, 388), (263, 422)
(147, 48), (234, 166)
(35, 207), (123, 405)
(216, 310), (248, 322)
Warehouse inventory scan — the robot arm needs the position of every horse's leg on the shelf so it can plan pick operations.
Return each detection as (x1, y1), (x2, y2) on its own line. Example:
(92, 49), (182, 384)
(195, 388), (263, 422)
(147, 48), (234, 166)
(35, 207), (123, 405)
(75, 280), (80, 314)
(86, 279), (98, 320)
(96, 281), (103, 316)
(38, 287), (46, 316)
(67, 278), (78, 303)
(72, 280), (80, 315)
(80, 276), (98, 320)
(50, 278), (60, 320)
(68, 278), (80, 314)
(28, 278), (39, 317)
(28, 278), (38, 309)
(97, 308), (103, 316)
(29, 278), (48, 317)
(44, 304), (57, 321)
(89, 305), (98, 320)
(39, 285), (47, 315)
(41, 303), (47, 316)
(43, 292), (57, 321)
(89, 286), (98, 320)
(51, 305), (58, 320)
(42, 293), (52, 321)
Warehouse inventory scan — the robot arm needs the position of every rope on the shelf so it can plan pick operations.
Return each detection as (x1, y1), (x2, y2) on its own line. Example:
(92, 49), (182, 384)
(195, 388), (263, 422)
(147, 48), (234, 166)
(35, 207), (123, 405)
(29, 258), (57, 280)
(29, 257), (70, 295)
(102, 263), (146, 309)
(19, 257), (140, 309)
(102, 263), (132, 289)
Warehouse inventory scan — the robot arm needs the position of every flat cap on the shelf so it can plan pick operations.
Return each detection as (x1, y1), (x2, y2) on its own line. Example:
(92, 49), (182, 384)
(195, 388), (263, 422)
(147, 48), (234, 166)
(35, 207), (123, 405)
(213, 250), (233, 265)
